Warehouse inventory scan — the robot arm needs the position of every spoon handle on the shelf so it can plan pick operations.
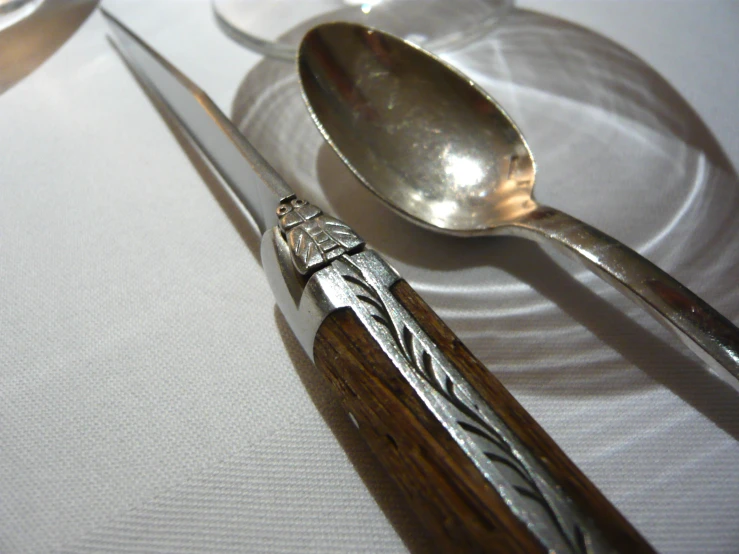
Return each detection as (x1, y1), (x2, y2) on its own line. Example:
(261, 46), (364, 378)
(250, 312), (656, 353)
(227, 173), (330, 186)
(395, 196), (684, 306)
(512, 205), (739, 384)
(313, 267), (656, 553)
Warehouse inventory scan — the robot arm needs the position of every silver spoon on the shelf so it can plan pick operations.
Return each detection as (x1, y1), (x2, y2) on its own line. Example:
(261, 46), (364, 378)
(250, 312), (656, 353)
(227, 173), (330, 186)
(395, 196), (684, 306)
(297, 22), (739, 385)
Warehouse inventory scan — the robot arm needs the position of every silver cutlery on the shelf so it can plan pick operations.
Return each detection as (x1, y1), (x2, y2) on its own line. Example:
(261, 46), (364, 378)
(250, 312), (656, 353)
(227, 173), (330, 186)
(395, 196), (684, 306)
(102, 10), (655, 553)
(298, 22), (739, 387)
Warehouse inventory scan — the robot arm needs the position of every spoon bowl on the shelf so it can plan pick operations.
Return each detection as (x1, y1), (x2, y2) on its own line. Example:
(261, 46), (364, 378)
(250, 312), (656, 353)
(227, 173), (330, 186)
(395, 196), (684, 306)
(300, 25), (536, 233)
(298, 22), (739, 385)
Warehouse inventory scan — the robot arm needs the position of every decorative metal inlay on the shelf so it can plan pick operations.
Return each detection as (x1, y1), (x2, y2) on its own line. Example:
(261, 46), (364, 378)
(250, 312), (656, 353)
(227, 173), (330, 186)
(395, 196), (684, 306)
(267, 197), (609, 553)
(277, 198), (363, 275)
(326, 254), (609, 554)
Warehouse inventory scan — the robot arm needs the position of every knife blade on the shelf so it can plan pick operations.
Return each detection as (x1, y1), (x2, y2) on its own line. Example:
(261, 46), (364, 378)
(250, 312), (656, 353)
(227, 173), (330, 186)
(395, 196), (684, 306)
(102, 9), (656, 553)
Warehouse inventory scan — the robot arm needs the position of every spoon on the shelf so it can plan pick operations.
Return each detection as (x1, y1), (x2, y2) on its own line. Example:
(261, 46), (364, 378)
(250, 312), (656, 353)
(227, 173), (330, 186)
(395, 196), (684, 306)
(297, 22), (739, 385)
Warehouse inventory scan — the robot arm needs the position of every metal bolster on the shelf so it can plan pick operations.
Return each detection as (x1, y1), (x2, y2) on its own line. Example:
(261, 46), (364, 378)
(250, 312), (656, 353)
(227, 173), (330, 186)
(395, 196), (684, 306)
(261, 223), (402, 358)
(260, 198), (609, 554)
(260, 197), (398, 358)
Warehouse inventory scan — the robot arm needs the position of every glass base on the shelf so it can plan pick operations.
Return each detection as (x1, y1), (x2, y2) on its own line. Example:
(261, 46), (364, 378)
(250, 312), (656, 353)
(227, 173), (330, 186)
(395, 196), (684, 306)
(0, 0), (42, 32)
(213, 0), (513, 60)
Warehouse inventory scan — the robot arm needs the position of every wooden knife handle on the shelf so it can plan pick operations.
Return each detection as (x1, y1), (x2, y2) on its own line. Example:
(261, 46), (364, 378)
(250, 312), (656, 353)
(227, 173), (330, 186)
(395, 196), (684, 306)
(313, 278), (656, 554)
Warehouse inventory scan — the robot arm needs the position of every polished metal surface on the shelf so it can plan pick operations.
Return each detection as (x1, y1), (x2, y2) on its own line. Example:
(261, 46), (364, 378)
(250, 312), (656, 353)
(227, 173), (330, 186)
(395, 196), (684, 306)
(103, 8), (294, 234)
(298, 22), (739, 386)
(103, 7), (354, 346)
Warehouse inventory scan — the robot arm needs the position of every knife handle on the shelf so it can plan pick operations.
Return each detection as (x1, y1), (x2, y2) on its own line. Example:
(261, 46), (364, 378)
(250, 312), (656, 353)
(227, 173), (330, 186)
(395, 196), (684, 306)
(261, 203), (654, 553)
(312, 278), (655, 554)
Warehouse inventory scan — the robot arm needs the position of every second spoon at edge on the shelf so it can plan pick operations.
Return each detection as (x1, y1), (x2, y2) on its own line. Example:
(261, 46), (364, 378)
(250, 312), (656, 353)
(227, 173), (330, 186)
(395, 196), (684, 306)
(297, 22), (739, 386)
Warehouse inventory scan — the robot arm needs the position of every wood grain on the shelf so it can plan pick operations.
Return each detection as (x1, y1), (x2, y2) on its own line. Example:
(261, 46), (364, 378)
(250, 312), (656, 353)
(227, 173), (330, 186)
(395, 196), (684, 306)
(313, 279), (656, 553)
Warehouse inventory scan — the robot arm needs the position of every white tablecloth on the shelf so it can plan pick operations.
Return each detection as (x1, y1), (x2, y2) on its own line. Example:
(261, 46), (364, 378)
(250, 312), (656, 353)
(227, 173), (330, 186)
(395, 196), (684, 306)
(2, 1), (738, 552)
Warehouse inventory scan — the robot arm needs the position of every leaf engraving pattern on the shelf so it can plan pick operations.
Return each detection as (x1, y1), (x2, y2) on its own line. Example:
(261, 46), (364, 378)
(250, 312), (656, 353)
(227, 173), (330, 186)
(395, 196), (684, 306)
(332, 255), (595, 554)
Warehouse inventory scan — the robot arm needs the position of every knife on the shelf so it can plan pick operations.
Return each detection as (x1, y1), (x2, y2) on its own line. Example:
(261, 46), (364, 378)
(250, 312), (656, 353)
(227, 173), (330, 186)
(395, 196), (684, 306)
(102, 9), (656, 553)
